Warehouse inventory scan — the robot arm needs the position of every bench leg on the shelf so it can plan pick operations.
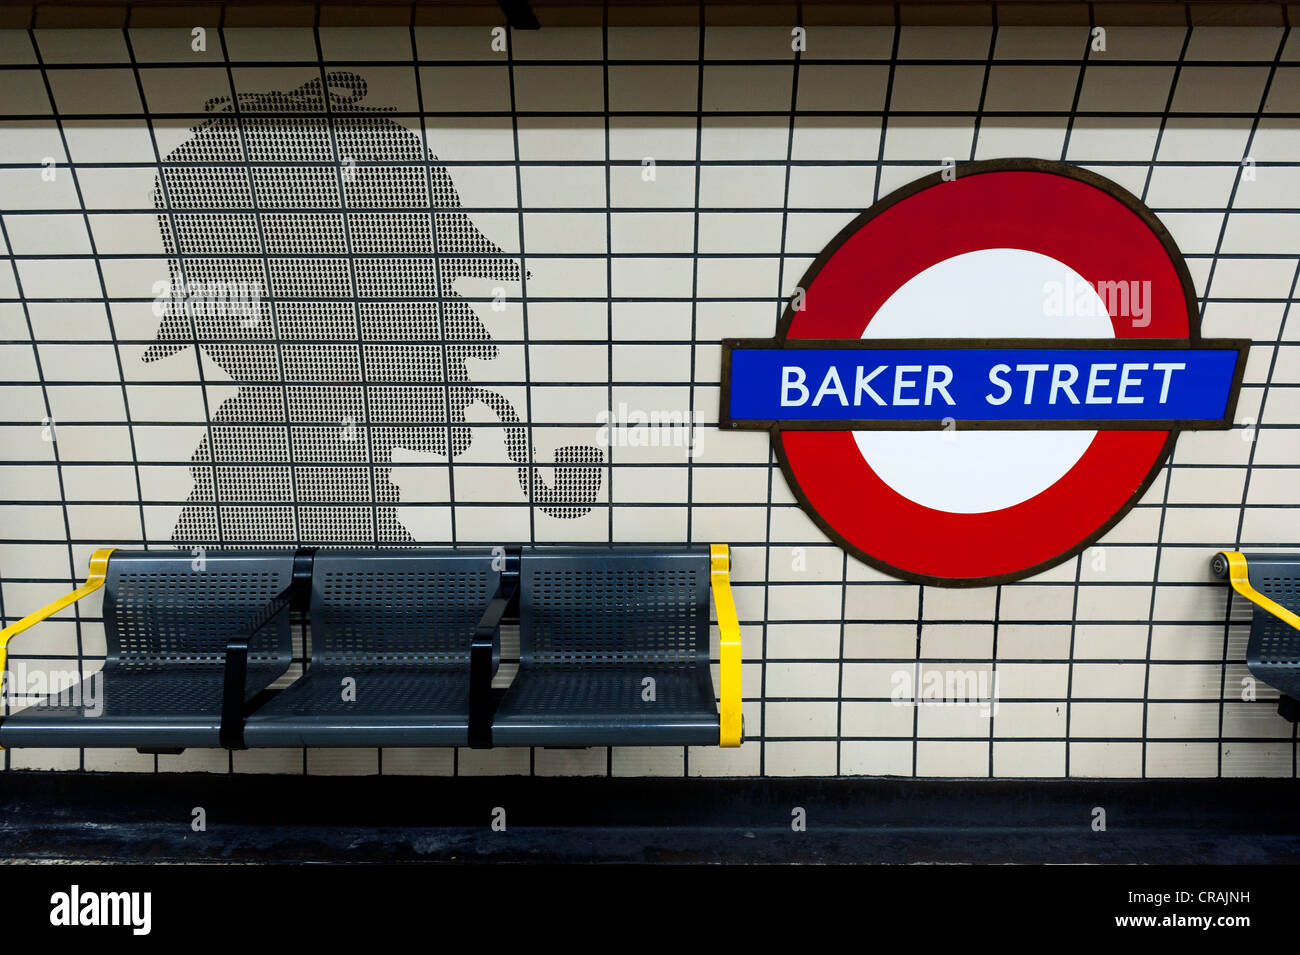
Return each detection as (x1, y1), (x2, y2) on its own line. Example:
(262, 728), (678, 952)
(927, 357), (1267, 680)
(220, 638), (249, 750)
(469, 633), (496, 749)
(469, 551), (519, 749)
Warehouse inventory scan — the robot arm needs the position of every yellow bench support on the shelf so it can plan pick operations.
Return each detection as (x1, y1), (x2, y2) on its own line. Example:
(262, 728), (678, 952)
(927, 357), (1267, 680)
(0, 548), (116, 696)
(1216, 551), (1300, 633)
(710, 543), (742, 747)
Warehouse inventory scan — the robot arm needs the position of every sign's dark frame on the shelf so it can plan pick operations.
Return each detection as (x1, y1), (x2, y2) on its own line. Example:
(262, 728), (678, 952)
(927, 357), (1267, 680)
(718, 157), (1250, 588)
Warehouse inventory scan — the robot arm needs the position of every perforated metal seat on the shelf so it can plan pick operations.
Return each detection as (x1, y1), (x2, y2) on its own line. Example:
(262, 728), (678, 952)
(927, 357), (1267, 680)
(1215, 552), (1300, 723)
(1247, 559), (1300, 703)
(243, 549), (500, 747)
(1214, 551), (1300, 722)
(491, 546), (720, 746)
(0, 551), (295, 749)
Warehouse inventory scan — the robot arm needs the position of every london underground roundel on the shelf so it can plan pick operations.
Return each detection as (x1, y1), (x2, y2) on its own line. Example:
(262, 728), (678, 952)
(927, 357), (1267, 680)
(721, 159), (1249, 587)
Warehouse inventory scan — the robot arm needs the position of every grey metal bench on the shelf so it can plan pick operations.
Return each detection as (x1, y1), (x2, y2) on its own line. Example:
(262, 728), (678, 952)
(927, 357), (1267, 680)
(1213, 551), (1300, 722)
(0, 545), (741, 750)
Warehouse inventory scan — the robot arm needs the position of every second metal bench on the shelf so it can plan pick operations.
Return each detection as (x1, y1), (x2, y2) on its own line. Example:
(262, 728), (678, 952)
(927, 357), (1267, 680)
(1213, 550), (1300, 722)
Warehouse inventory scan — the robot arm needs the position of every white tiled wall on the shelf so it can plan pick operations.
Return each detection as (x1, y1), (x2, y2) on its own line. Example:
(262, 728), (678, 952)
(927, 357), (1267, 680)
(0, 22), (1297, 777)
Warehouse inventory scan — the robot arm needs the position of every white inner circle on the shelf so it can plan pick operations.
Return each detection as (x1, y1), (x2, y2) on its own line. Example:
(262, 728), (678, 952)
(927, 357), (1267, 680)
(852, 248), (1113, 514)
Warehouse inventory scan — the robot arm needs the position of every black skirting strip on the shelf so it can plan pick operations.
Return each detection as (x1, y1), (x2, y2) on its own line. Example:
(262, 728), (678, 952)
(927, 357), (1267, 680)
(0, 772), (1297, 864)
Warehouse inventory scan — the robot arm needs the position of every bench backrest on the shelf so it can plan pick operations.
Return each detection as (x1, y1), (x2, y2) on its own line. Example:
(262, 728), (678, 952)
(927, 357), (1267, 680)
(309, 549), (500, 667)
(1247, 555), (1300, 612)
(1245, 554), (1300, 667)
(519, 546), (710, 668)
(105, 550), (295, 669)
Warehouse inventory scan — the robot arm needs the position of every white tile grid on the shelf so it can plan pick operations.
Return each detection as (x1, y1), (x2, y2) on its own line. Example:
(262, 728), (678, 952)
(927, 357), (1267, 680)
(0, 24), (1296, 777)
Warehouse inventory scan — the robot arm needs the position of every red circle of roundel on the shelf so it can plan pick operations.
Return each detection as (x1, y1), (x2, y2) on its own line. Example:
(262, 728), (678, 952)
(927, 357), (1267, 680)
(776, 162), (1196, 586)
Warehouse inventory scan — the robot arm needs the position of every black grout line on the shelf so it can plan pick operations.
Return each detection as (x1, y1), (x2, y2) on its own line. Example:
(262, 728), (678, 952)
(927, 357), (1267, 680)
(0, 730), (1290, 745)
(2, 502), (1299, 517)
(760, 0), (804, 778)
(682, 4), (709, 778)
(8, 109), (1300, 120)
(13, 58), (1300, 71)
(0, 579), (1278, 600)
(114, 27), (225, 554)
(313, 23), (380, 550)
(685, 1), (704, 732)
(3, 465), (1298, 475)
(214, 25), (302, 549)
(217, 0), (235, 779)
(5, 247), (1300, 259)
(4, 158), (1300, 169)
(63, 33), (150, 551)
(20, 28), (145, 775)
(92, 11), (160, 763)
(1138, 18), (1194, 783)
(1059, 17), (1096, 778)
(785, 0), (807, 774)
(0, 205), (74, 774)
(408, 14), (459, 561)
(1222, 258), (1300, 777)
(1215, 21), (1298, 779)
(29, 334), (1291, 345)
(7, 205), (1300, 216)
(601, 8), (617, 781)
(871, 11), (920, 780)
(503, 23), (539, 781)
(8, 292), (1299, 303)
(975, 8), (1000, 780)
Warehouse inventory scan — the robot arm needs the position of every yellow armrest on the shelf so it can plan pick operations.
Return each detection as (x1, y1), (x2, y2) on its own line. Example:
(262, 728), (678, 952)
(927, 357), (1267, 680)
(0, 548), (115, 693)
(710, 543), (742, 747)
(1217, 551), (1300, 632)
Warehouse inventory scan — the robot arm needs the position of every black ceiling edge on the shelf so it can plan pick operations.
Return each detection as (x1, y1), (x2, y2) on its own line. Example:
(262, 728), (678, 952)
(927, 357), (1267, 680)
(497, 0), (541, 30)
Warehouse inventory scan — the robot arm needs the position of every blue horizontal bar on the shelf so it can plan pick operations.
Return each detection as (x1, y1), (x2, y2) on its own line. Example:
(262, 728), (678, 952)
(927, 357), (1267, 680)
(727, 346), (1240, 423)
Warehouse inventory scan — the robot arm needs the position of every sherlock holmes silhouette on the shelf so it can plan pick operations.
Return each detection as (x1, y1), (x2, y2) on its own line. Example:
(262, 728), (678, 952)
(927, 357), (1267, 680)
(144, 72), (603, 544)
